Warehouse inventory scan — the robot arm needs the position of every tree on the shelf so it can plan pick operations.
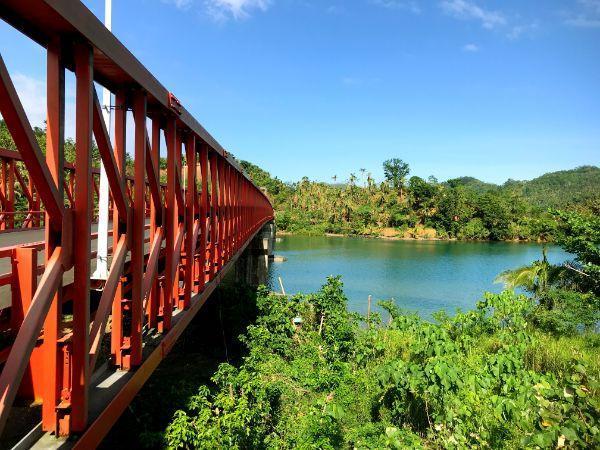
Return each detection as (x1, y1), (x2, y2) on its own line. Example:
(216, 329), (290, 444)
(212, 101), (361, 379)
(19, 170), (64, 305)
(496, 247), (555, 297)
(383, 158), (410, 201)
(477, 192), (511, 240)
(552, 210), (600, 295)
(408, 176), (436, 217)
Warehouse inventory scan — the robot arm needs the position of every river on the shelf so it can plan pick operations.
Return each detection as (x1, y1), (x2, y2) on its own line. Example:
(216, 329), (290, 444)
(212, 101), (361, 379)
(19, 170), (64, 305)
(268, 235), (571, 318)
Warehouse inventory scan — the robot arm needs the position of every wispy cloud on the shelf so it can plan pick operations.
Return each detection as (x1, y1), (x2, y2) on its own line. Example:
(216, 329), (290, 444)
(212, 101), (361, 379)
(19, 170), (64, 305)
(462, 43), (479, 52)
(162, 0), (194, 10)
(163, 0), (271, 21)
(326, 5), (345, 15)
(440, 0), (506, 29)
(563, 0), (600, 28)
(371, 0), (422, 14)
(341, 76), (362, 86)
(507, 21), (539, 40)
(1, 72), (76, 139)
(10, 73), (46, 128)
(206, 0), (271, 20)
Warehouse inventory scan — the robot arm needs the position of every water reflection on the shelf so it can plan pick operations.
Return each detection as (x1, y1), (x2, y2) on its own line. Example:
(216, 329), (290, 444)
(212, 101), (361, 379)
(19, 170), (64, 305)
(270, 235), (570, 318)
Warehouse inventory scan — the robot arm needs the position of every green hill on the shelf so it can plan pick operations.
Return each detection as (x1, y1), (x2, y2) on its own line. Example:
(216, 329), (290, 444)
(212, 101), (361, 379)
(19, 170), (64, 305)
(445, 176), (499, 193)
(505, 166), (600, 211)
(441, 167), (600, 211)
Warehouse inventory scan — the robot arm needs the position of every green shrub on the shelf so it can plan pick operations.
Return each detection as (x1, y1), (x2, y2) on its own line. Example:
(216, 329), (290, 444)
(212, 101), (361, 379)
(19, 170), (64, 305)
(163, 280), (600, 449)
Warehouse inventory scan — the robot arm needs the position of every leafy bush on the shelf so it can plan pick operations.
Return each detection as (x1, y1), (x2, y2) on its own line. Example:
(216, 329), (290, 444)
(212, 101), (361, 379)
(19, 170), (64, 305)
(163, 279), (600, 449)
(459, 217), (490, 240)
(530, 289), (599, 335)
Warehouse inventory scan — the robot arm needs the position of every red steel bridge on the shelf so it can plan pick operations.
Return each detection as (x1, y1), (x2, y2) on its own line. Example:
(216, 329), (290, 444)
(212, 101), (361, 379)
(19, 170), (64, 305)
(0, 0), (274, 447)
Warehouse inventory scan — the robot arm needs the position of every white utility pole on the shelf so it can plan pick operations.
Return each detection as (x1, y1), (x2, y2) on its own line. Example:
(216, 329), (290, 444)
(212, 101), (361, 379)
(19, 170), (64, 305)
(93, 0), (112, 280)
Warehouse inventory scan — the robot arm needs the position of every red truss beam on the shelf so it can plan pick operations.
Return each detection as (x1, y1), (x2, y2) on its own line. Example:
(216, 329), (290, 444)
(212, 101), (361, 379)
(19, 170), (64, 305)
(0, 0), (274, 445)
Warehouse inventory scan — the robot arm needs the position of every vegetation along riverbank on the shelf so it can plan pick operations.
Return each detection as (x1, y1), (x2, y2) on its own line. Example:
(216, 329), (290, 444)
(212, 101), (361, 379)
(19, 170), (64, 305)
(241, 159), (599, 243)
(152, 208), (600, 448)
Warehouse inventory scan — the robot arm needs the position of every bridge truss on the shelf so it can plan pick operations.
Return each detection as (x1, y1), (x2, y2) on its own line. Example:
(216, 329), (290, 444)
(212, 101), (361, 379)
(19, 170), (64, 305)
(0, 0), (274, 446)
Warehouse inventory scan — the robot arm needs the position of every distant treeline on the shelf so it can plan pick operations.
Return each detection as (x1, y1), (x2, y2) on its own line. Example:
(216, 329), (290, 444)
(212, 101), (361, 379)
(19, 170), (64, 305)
(240, 158), (600, 241)
(3, 118), (597, 242)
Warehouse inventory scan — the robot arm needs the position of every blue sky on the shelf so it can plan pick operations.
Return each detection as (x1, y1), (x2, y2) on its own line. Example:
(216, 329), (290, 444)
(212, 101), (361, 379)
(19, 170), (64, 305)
(1, 0), (599, 184)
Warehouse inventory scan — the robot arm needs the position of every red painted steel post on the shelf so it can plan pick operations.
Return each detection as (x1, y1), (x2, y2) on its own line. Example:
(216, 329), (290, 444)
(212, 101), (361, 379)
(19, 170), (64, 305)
(199, 145), (209, 285)
(222, 163), (228, 263)
(183, 134), (196, 309)
(209, 152), (219, 278)
(130, 91), (147, 367)
(224, 160), (230, 264)
(148, 118), (161, 328)
(174, 133), (183, 310)
(0, 160), (5, 231)
(192, 148), (201, 293)
(233, 169), (238, 253)
(163, 119), (177, 332)
(217, 158), (225, 268)
(225, 164), (231, 262)
(7, 160), (14, 228)
(42, 37), (65, 433)
(12, 247), (42, 401)
(28, 175), (36, 227)
(235, 172), (244, 253)
(111, 90), (127, 368)
(71, 41), (94, 432)
(244, 179), (249, 240)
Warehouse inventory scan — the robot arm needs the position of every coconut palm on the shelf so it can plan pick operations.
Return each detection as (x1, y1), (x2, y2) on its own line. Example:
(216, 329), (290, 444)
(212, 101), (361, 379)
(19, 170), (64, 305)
(495, 247), (561, 297)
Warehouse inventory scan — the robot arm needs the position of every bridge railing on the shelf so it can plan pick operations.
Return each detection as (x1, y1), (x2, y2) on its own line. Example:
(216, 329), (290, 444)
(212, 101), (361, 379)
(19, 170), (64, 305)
(0, 146), (162, 231)
(0, 0), (274, 444)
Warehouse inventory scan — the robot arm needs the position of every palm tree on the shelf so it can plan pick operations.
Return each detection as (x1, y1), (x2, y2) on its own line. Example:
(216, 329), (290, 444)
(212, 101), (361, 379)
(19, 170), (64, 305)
(495, 247), (559, 298)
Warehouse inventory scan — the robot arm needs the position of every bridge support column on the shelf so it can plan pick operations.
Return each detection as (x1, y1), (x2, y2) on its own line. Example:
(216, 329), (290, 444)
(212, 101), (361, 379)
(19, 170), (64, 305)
(234, 221), (275, 286)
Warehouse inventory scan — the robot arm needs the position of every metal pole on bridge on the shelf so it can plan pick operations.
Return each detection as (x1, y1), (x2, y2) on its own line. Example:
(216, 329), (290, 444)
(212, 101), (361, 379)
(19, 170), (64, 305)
(93, 0), (112, 279)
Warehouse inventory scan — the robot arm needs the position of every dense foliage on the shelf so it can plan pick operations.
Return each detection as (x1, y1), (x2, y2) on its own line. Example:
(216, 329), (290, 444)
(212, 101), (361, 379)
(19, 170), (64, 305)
(163, 278), (599, 449)
(161, 211), (599, 449)
(497, 211), (600, 335)
(240, 159), (599, 242)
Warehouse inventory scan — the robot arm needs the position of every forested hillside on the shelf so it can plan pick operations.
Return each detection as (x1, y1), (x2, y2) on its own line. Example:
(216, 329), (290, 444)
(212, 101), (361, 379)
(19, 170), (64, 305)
(240, 159), (599, 242)
(505, 166), (600, 211)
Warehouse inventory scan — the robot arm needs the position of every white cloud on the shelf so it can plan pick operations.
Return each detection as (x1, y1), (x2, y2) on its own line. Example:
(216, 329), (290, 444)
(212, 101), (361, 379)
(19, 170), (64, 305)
(507, 21), (539, 40)
(563, 0), (600, 27)
(0, 72), (77, 142)
(326, 5), (345, 15)
(162, 0), (271, 20)
(162, 0), (194, 9)
(371, 0), (421, 14)
(205, 0), (271, 21)
(462, 43), (479, 52)
(341, 77), (361, 86)
(440, 0), (506, 29)
(579, 0), (600, 14)
(11, 73), (46, 128)
(565, 16), (600, 27)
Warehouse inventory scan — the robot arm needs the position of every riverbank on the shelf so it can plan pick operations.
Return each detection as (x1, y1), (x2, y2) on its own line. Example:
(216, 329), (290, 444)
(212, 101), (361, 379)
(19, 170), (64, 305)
(275, 228), (548, 244)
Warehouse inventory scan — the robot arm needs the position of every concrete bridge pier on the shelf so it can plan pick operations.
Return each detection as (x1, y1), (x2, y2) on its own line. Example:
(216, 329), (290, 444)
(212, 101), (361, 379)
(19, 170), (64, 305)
(234, 221), (275, 286)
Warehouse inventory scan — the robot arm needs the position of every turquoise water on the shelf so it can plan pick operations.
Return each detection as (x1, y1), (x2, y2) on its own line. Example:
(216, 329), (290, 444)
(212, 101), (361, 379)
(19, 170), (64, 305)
(269, 235), (571, 318)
